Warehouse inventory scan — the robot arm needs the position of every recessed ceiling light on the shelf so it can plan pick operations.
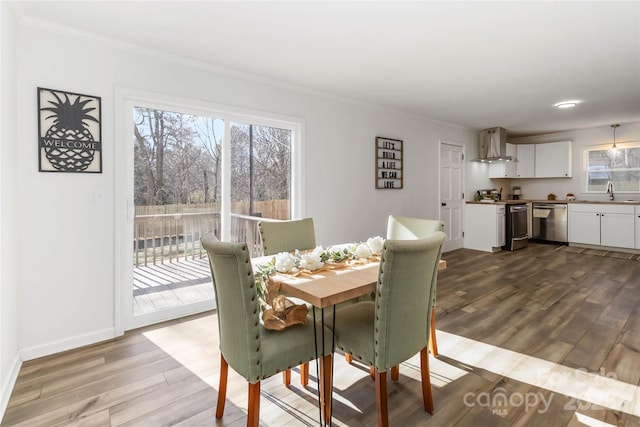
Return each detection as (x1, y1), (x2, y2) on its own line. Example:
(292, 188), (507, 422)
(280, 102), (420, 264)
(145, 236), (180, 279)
(555, 101), (578, 109)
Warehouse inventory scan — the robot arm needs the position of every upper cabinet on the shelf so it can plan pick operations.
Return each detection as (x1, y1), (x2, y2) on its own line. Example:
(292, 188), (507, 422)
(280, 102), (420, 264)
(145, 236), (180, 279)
(489, 143), (517, 178)
(490, 141), (572, 179)
(515, 144), (535, 178)
(535, 141), (572, 178)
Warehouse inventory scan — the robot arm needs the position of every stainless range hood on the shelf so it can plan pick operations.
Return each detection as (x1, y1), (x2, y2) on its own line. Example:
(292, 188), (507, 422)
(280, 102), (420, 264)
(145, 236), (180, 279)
(471, 127), (514, 163)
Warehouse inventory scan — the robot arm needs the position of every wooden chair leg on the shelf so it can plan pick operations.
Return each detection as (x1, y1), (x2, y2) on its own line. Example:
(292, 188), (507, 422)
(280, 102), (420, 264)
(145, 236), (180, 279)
(300, 362), (309, 386)
(391, 365), (399, 382)
(216, 354), (229, 419)
(247, 381), (261, 427)
(282, 369), (291, 386)
(345, 353), (353, 363)
(319, 354), (333, 424)
(374, 369), (389, 427)
(369, 365), (375, 379)
(429, 307), (439, 357)
(420, 347), (434, 414)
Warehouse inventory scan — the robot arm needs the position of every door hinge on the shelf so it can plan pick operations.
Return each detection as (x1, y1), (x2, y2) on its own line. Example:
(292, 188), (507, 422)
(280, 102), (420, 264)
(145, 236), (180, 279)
(462, 192), (464, 199)
(462, 153), (464, 161)
(462, 231), (465, 237)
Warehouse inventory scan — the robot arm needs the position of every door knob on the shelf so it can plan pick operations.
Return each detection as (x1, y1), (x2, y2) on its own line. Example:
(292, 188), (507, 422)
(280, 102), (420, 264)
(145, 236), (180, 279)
(441, 202), (447, 207)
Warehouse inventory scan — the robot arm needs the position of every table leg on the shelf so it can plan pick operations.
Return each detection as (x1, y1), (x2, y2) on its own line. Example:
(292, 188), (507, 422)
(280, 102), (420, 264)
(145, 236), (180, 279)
(313, 307), (335, 426)
(312, 308), (323, 425)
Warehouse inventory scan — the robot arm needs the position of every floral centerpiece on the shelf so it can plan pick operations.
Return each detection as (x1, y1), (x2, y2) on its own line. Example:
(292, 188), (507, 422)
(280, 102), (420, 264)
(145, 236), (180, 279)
(257, 236), (385, 330)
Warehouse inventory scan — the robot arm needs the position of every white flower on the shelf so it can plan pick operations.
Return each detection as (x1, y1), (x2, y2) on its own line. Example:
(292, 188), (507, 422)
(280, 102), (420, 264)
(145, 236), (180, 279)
(366, 236), (385, 255)
(311, 245), (325, 257)
(299, 252), (324, 270)
(354, 243), (372, 259)
(275, 252), (297, 273)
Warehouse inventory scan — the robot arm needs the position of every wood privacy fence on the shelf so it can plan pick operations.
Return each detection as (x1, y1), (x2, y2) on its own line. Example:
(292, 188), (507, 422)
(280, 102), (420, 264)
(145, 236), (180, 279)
(133, 200), (289, 266)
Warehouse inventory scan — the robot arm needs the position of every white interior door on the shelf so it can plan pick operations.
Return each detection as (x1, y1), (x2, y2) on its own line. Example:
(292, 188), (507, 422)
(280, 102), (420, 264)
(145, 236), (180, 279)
(440, 142), (464, 252)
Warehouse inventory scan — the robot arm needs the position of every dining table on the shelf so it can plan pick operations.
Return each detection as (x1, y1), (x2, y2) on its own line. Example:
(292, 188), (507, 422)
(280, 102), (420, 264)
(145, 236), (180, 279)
(254, 254), (447, 426)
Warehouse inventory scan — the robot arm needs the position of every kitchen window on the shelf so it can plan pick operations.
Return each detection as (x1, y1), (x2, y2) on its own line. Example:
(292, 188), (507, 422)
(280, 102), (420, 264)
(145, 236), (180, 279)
(585, 144), (640, 193)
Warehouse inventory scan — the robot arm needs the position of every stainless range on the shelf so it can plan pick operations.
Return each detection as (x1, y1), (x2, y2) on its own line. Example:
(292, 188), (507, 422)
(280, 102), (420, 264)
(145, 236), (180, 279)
(502, 203), (529, 251)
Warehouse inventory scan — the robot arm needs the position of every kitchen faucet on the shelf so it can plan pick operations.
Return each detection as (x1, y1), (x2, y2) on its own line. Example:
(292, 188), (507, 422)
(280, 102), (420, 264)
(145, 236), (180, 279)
(607, 181), (615, 201)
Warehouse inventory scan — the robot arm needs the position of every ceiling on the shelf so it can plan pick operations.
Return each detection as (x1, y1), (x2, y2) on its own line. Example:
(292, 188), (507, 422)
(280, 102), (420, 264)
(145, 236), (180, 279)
(13, 1), (640, 137)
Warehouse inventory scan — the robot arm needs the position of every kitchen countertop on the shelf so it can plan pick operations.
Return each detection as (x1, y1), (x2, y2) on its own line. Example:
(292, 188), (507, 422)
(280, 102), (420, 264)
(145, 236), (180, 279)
(466, 200), (527, 205)
(467, 199), (640, 205)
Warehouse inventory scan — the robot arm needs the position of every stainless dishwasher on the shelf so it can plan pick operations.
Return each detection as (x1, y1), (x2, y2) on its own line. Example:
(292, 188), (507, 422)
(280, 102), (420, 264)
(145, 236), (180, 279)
(531, 203), (568, 243)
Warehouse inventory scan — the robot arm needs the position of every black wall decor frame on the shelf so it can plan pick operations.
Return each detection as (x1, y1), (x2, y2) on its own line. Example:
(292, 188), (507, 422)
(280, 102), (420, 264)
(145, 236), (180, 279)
(375, 137), (403, 189)
(38, 87), (102, 173)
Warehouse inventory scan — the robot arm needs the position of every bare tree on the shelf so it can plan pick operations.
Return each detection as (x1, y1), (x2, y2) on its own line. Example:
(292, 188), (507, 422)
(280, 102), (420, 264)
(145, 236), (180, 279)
(253, 125), (291, 201)
(133, 109), (291, 217)
(195, 117), (222, 202)
(134, 108), (171, 205)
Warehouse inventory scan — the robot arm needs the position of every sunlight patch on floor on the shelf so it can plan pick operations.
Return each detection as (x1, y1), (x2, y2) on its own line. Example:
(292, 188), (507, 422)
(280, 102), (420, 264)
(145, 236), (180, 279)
(438, 330), (640, 417)
(141, 315), (639, 419)
(573, 412), (618, 427)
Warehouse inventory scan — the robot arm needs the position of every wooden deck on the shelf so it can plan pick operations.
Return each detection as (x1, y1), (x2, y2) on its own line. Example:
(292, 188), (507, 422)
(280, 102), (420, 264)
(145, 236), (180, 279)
(133, 257), (214, 315)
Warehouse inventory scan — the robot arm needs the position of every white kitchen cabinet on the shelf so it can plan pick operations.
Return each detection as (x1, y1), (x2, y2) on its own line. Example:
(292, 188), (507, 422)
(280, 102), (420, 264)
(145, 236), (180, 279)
(515, 144), (535, 178)
(464, 203), (505, 252)
(535, 141), (571, 178)
(497, 207), (505, 247)
(568, 204), (635, 249)
(636, 206), (640, 249)
(489, 143), (517, 178)
(568, 209), (601, 245)
(506, 141), (571, 179)
(601, 212), (634, 248)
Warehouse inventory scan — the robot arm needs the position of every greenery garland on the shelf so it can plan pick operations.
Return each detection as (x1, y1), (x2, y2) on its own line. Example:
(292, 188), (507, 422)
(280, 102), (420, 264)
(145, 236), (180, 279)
(255, 237), (384, 301)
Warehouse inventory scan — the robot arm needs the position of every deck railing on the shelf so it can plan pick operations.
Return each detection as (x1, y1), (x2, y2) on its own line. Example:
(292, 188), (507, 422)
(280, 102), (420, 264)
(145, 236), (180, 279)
(133, 212), (273, 266)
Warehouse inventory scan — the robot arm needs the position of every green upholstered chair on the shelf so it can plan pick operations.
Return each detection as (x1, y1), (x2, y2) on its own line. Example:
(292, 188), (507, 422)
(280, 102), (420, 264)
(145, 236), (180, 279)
(201, 234), (333, 427)
(387, 215), (444, 357)
(258, 217), (316, 256)
(258, 217), (316, 386)
(331, 233), (446, 426)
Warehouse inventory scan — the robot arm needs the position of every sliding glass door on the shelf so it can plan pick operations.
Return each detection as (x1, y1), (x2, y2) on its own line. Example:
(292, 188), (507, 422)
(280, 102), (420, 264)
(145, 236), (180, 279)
(116, 91), (301, 331)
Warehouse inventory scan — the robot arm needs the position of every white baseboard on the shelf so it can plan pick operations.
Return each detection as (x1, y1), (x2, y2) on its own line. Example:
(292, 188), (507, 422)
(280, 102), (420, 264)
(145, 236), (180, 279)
(568, 243), (640, 255)
(20, 327), (116, 362)
(1, 352), (22, 421)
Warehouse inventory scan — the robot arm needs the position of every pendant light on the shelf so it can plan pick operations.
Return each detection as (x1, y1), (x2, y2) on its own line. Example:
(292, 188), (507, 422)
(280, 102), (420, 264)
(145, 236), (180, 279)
(609, 124), (620, 153)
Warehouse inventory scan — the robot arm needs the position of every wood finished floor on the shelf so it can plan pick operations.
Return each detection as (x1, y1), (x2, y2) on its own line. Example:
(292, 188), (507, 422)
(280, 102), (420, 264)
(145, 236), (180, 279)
(2, 243), (640, 426)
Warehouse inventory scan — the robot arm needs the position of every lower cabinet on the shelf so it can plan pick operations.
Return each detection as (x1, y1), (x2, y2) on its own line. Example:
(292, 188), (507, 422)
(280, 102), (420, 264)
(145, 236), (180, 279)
(568, 209), (601, 245)
(568, 204), (635, 249)
(601, 212), (635, 248)
(464, 203), (505, 252)
(636, 206), (640, 249)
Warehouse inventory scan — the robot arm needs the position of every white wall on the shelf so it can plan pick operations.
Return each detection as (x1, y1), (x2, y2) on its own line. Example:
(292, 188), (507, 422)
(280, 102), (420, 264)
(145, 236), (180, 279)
(0, 1), (20, 416)
(500, 123), (640, 201)
(13, 21), (476, 359)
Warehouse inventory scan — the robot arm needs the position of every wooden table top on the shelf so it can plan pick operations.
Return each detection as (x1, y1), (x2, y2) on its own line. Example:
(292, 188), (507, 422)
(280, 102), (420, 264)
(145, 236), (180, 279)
(269, 259), (446, 309)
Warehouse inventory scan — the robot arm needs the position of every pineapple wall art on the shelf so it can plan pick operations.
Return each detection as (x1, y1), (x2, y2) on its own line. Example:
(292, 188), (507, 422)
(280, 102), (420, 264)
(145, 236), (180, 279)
(38, 88), (102, 173)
